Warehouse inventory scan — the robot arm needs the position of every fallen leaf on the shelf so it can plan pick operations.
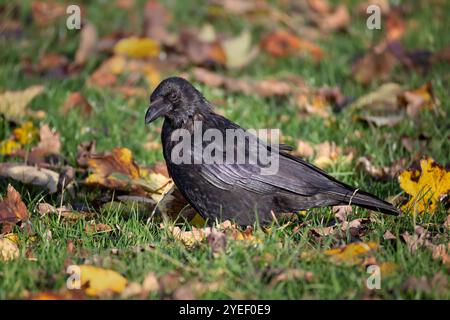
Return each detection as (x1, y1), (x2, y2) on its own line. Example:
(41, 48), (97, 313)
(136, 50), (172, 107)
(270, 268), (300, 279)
(31, 0), (66, 27)
(383, 230), (397, 240)
(0, 163), (59, 194)
(398, 157), (450, 214)
(333, 205), (352, 222)
(34, 124), (61, 156)
(295, 140), (314, 158)
(79, 265), (127, 297)
(0, 85), (44, 122)
(352, 42), (398, 85)
(192, 68), (293, 97)
(357, 156), (406, 181)
(143, 0), (176, 46)
(268, 269), (313, 287)
(222, 30), (259, 69)
(74, 22), (98, 66)
(0, 122), (38, 155)
(37, 203), (94, 221)
(85, 222), (113, 234)
(114, 37), (160, 58)
(398, 82), (437, 118)
(60, 92), (93, 117)
(260, 30), (323, 61)
(0, 236), (20, 261)
(211, 0), (268, 15)
(402, 272), (448, 294)
(316, 5), (350, 32)
(166, 220), (258, 247)
(76, 141), (96, 168)
(0, 185), (29, 234)
(431, 244), (450, 266)
(179, 29), (227, 67)
(85, 147), (141, 190)
(324, 242), (378, 265)
(444, 215), (450, 230)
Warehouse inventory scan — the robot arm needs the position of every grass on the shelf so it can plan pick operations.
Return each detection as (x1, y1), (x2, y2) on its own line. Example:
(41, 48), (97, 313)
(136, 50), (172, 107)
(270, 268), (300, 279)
(0, 0), (449, 299)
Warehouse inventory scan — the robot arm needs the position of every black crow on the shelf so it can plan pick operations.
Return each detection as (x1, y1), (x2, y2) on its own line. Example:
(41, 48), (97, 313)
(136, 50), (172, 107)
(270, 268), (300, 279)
(145, 77), (399, 226)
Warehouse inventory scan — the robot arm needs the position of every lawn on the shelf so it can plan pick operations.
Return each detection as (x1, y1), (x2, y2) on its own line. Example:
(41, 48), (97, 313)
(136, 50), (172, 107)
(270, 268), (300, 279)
(0, 0), (449, 299)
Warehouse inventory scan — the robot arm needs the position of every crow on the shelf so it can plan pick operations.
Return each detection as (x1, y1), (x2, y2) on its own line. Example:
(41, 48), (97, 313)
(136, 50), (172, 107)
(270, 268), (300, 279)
(145, 77), (399, 226)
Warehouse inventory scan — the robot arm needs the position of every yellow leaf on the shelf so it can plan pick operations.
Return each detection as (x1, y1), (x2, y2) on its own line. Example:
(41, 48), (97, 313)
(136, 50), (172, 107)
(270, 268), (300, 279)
(114, 37), (160, 58)
(79, 265), (127, 297)
(0, 122), (38, 155)
(399, 157), (450, 214)
(86, 147), (140, 189)
(0, 237), (20, 261)
(324, 242), (378, 265)
(13, 121), (38, 145)
(0, 85), (44, 122)
(0, 139), (21, 155)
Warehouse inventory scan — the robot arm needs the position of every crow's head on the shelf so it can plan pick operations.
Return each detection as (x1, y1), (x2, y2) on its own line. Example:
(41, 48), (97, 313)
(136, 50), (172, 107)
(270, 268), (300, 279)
(145, 77), (210, 125)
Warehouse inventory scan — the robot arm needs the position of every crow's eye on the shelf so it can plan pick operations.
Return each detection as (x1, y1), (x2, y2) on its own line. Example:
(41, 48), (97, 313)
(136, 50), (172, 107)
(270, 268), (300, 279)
(168, 92), (179, 103)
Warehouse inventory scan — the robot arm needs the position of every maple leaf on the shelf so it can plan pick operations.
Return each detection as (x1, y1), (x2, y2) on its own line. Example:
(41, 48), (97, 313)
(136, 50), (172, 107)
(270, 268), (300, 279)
(85, 147), (141, 189)
(0, 185), (29, 234)
(398, 158), (450, 214)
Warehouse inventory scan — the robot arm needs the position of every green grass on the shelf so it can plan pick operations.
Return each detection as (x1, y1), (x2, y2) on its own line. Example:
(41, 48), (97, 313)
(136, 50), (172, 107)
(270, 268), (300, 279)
(0, 0), (449, 299)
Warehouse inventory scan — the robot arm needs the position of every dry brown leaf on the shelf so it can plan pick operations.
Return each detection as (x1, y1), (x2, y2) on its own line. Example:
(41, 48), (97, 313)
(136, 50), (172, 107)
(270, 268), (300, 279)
(192, 68), (293, 97)
(37, 203), (94, 221)
(60, 92), (93, 117)
(357, 156), (406, 181)
(34, 124), (61, 156)
(0, 235), (20, 261)
(431, 244), (450, 266)
(85, 147), (140, 190)
(295, 140), (315, 158)
(268, 269), (313, 287)
(398, 82), (437, 118)
(0, 185), (29, 234)
(260, 30), (323, 61)
(317, 5), (350, 31)
(76, 141), (96, 168)
(31, 0), (66, 27)
(166, 220), (258, 247)
(74, 22), (98, 66)
(0, 164), (59, 194)
(333, 205), (352, 222)
(383, 230), (397, 240)
(352, 42), (398, 85)
(0, 85), (44, 122)
(85, 222), (113, 234)
(179, 30), (227, 67)
(402, 272), (448, 294)
(143, 0), (176, 46)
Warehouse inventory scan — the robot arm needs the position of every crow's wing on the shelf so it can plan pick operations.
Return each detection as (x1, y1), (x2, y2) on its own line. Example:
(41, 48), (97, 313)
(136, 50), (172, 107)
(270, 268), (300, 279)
(193, 114), (344, 197)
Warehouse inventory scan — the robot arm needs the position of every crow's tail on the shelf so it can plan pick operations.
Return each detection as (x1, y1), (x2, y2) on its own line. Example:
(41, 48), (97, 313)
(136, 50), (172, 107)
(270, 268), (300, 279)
(330, 188), (400, 216)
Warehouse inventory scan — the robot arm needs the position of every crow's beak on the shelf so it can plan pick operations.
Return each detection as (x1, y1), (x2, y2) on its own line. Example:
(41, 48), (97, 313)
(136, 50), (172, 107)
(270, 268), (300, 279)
(145, 98), (171, 124)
